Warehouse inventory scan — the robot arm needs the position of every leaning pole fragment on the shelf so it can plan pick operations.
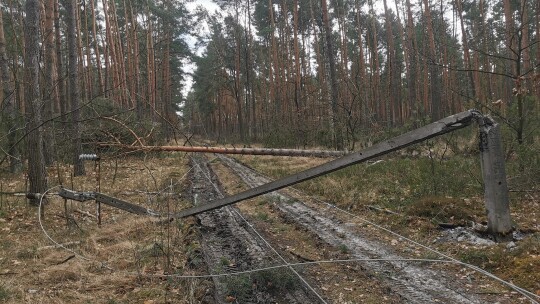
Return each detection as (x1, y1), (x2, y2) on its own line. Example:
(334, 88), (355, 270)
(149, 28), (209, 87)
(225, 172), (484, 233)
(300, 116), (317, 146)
(477, 115), (513, 237)
(175, 110), (478, 218)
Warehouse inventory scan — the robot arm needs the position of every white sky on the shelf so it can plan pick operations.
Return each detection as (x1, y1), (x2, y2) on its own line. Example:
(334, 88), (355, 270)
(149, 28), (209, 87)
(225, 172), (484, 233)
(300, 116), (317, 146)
(185, 0), (220, 13)
(180, 0), (458, 100)
(181, 0), (221, 98)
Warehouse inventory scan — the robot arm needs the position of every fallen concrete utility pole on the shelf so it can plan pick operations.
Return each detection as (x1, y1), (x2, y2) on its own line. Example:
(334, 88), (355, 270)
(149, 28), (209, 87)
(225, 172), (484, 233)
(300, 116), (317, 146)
(100, 144), (346, 158)
(175, 110), (513, 237)
(176, 111), (476, 217)
(57, 110), (512, 238)
(58, 188), (159, 217)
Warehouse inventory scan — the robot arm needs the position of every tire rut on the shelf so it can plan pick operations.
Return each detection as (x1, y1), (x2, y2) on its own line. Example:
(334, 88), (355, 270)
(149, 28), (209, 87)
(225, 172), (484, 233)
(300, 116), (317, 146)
(188, 155), (322, 304)
(218, 155), (483, 304)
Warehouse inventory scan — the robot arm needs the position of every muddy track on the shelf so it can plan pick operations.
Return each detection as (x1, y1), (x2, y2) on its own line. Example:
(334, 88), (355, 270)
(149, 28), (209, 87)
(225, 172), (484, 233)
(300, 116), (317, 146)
(218, 155), (483, 304)
(188, 155), (321, 303)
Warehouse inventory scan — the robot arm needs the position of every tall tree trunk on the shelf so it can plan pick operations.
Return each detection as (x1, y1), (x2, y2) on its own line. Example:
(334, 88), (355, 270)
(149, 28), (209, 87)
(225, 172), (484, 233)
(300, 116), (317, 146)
(355, 0), (367, 126)
(520, 0), (531, 92)
(75, 2), (88, 103)
(110, 0), (128, 108)
(479, 0), (493, 103)
(234, 0), (244, 141)
(456, 0), (476, 99)
(369, 0), (382, 124)
(269, 0), (279, 118)
(536, 0), (540, 102)
(146, 2), (156, 118)
(42, 0), (56, 165)
(310, 0), (324, 123)
(54, 0), (65, 116)
(503, 0), (518, 106)
(293, 0), (304, 145)
(24, 0), (48, 204)
(383, 0), (397, 126)
(161, 28), (172, 140)
(394, 0), (407, 122)
(90, 0), (104, 95)
(83, 0), (94, 98)
(130, 1), (142, 119)
(422, 0), (441, 119)
(0, 10), (22, 173)
(246, 0), (256, 140)
(64, 0), (85, 176)
(405, 0), (418, 117)
(322, 0), (343, 150)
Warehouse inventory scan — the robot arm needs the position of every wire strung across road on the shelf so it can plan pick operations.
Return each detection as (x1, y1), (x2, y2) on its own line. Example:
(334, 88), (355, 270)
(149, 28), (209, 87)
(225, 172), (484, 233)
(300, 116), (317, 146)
(36, 158), (540, 304)
(280, 178), (540, 303)
(37, 185), (465, 281)
(218, 155), (539, 302)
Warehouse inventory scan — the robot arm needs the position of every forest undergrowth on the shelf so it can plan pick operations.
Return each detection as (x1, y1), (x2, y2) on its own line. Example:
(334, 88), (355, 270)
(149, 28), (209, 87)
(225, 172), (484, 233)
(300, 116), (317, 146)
(0, 129), (539, 302)
(0, 154), (213, 303)
(232, 131), (540, 295)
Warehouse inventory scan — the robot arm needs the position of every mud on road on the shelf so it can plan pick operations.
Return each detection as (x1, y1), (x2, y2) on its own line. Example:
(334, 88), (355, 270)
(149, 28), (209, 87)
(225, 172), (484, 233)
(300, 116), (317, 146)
(188, 155), (321, 303)
(185, 153), (533, 303)
(213, 154), (532, 304)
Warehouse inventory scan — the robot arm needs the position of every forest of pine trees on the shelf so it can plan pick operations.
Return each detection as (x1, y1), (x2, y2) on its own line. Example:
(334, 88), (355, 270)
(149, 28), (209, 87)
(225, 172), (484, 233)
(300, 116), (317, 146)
(186, 0), (539, 151)
(1, 0), (190, 200)
(0, 0), (539, 198)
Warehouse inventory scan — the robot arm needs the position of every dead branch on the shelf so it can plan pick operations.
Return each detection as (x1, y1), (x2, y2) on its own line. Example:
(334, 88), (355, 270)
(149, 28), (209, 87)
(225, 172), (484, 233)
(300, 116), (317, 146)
(100, 116), (145, 147)
(73, 209), (97, 219)
(38, 241), (81, 251)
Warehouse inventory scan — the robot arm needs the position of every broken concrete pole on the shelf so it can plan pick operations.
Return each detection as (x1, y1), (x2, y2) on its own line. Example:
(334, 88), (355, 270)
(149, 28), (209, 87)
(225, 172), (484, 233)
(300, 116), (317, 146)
(478, 116), (512, 237)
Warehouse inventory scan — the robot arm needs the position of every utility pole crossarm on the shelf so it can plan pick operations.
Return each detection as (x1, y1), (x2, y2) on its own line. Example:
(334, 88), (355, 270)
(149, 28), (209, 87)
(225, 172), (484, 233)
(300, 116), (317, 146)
(175, 110), (477, 218)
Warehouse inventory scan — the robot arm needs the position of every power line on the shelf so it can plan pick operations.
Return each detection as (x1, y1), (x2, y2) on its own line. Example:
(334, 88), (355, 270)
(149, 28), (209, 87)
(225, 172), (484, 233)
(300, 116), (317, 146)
(284, 182), (540, 303)
(35, 157), (540, 303)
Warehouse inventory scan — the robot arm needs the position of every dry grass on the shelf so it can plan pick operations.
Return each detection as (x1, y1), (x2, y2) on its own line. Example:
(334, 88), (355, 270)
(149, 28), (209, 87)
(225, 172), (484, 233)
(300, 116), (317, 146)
(1, 142), (538, 302)
(0, 153), (211, 303)
(210, 161), (403, 303)
(234, 152), (540, 296)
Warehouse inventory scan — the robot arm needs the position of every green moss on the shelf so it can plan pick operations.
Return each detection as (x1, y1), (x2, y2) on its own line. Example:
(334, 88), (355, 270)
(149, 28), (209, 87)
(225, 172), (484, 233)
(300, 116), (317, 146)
(0, 285), (10, 301)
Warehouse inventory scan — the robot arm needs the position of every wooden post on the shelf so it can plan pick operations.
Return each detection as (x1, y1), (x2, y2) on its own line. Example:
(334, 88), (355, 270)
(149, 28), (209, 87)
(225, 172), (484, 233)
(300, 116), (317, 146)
(478, 116), (512, 238)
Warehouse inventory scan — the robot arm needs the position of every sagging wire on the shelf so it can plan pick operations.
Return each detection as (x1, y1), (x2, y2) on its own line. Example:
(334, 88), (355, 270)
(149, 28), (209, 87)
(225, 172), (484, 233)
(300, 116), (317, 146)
(35, 157), (539, 303)
(124, 258), (460, 279)
(38, 180), (537, 304)
(282, 181), (540, 303)
(144, 164), (195, 210)
(38, 185), (111, 270)
(214, 156), (539, 303)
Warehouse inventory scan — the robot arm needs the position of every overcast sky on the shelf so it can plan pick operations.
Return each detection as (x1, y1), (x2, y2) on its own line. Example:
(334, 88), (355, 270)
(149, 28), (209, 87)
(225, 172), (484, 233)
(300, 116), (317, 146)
(180, 0), (221, 98)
